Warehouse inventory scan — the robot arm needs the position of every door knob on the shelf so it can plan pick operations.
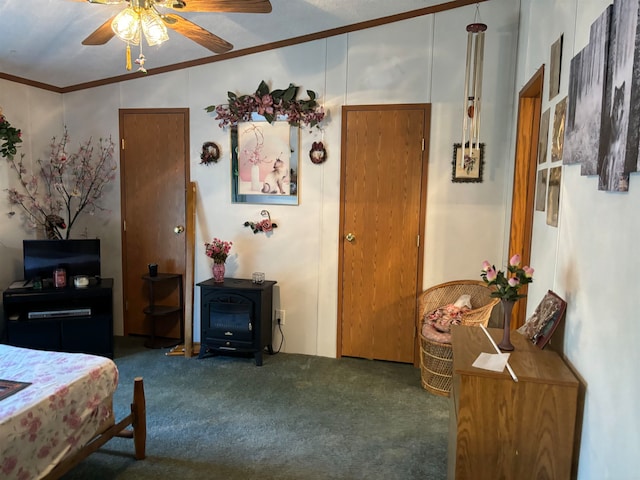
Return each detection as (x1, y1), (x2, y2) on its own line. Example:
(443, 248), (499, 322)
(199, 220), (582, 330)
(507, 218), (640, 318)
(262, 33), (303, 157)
(174, 225), (185, 234)
(345, 233), (355, 242)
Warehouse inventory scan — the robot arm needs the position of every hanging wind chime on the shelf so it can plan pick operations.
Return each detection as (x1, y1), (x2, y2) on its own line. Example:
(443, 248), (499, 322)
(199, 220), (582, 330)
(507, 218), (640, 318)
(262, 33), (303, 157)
(461, 9), (487, 168)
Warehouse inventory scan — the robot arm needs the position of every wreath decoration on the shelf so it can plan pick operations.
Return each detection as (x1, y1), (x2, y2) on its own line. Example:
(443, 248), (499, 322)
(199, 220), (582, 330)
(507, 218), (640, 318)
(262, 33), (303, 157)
(309, 141), (327, 164)
(200, 141), (221, 165)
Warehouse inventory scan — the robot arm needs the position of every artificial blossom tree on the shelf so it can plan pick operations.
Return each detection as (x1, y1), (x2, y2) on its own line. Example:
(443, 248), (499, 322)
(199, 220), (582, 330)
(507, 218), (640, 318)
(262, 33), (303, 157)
(1, 117), (117, 240)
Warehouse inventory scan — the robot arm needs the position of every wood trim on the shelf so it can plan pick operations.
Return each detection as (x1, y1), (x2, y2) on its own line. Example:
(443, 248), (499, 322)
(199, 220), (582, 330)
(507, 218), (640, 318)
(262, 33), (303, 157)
(3, 0), (488, 93)
(183, 182), (197, 357)
(508, 65), (544, 328)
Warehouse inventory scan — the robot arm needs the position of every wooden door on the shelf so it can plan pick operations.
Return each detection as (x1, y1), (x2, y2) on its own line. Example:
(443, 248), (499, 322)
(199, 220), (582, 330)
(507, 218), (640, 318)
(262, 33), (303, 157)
(120, 109), (190, 340)
(338, 105), (429, 363)
(508, 67), (544, 328)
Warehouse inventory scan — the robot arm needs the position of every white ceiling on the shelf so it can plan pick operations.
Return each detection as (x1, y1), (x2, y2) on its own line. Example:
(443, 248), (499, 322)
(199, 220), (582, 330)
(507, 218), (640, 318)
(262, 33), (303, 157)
(0, 0), (474, 90)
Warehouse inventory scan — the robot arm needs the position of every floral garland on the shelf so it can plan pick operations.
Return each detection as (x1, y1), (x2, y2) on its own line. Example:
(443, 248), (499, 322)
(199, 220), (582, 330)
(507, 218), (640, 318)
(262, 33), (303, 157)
(205, 80), (325, 129)
(0, 110), (23, 158)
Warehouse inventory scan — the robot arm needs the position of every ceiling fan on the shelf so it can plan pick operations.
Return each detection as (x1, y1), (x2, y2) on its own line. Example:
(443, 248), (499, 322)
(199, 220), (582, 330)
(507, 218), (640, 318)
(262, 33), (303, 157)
(79, 0), (272, 56)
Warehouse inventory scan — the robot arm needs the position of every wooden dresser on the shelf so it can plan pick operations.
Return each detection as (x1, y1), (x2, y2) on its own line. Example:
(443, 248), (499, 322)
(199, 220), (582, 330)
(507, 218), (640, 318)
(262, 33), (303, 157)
(448, 325), (579, 480)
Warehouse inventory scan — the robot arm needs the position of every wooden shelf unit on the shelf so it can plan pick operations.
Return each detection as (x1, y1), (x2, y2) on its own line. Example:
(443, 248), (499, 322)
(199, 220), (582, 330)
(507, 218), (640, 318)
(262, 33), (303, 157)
(142, 273), (184, 349)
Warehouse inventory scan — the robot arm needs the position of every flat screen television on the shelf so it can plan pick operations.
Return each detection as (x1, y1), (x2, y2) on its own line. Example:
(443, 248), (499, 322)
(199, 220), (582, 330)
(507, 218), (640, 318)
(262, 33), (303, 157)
(23, 239), (101, 281)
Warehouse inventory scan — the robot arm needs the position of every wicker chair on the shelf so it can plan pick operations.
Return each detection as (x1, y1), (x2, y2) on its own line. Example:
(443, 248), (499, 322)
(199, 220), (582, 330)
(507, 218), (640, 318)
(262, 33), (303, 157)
(417, 280), (499, 396)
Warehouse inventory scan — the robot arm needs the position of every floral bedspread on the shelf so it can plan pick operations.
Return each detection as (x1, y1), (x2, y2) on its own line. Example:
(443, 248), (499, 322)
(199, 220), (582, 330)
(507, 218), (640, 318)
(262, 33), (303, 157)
(0, 345), (118, 480)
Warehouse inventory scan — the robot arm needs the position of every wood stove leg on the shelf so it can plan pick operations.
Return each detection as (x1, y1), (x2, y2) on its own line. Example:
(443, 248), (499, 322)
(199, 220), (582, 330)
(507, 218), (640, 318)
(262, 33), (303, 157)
(254, 351), (263, 366)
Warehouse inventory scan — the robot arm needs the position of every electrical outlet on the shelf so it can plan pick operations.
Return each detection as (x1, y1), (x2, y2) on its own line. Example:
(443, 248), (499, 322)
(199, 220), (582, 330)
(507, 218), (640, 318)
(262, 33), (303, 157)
(275, 309), (285, 325)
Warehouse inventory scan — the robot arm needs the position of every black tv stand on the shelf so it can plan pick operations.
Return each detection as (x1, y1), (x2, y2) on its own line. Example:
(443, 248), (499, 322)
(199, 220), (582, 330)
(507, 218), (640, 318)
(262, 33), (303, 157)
(2, 278), (114, 357)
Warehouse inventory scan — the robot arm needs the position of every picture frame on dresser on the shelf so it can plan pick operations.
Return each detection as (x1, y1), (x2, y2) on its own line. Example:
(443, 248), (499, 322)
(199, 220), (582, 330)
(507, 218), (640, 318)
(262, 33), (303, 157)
(517, 290), (567, 348)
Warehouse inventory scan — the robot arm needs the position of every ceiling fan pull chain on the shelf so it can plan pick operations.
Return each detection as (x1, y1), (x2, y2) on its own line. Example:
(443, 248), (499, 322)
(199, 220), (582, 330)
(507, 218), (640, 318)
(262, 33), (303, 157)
(135, 42), (148, 74)
(126, 43), (132, 71)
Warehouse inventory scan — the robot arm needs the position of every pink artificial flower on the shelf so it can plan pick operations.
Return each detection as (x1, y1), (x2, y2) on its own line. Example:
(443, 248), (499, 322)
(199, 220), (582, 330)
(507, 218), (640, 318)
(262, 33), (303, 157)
(509, 254), (521, 266)
(481, 260), (491, 272)
(508, 277), (519, 287)
(485, 267), (497, 282)
(523, 266), (534, 278)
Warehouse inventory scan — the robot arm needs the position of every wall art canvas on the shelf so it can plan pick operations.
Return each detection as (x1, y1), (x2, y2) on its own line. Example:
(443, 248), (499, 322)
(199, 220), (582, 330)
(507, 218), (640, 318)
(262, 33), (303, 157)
(563, 6), (610, 175)
(549, 34), (564, 100)
(551, 97), (567, 162)
(597, 0), (638, 192)
(535, 169), (548, 212)
(231, 121), (299, 205)
(538, 108), (550, 164)
(546, 166), (562, 227)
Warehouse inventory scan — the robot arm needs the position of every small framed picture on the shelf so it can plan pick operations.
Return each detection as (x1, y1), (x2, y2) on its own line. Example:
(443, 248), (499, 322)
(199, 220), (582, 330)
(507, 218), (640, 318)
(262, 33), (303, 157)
(452, 142), (485, 183)
(517, 290), (567, 349)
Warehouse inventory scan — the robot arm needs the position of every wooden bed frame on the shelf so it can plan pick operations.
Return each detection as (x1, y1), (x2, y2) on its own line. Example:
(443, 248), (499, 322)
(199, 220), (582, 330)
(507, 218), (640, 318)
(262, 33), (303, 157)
(43, 377), (147, 480)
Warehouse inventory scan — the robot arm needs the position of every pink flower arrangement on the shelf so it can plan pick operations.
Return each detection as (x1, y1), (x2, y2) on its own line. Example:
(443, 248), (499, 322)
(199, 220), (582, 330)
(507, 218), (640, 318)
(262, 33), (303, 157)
(481, 254), (534, 301)
(205, 238), (232, 264)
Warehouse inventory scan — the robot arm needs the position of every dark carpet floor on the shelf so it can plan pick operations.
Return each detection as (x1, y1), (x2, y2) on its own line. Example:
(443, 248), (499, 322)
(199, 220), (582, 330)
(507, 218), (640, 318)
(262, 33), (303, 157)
(61, 336), (449, 480)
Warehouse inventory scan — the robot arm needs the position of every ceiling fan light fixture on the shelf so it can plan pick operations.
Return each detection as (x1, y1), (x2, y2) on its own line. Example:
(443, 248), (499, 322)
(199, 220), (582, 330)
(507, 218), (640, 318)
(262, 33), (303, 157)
(139, 8), (169, 46)
(111, 7), (141, 45)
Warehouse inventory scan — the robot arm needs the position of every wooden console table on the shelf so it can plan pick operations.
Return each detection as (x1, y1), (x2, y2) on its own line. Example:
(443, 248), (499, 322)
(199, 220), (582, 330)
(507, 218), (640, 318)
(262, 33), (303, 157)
(448, 325), (579, 479)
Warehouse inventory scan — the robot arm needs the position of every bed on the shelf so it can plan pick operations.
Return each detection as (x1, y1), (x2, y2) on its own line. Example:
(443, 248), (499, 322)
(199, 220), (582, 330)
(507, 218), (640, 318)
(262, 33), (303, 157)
(0, 344), (146, 480)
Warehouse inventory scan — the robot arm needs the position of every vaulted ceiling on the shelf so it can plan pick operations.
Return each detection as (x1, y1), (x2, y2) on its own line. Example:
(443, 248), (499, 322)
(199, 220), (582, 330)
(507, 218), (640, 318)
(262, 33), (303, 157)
(0, 0), (482, 92)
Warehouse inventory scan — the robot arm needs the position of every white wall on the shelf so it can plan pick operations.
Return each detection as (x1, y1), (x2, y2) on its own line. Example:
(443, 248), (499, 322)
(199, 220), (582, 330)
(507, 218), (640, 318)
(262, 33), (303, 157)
(518, 0), (639, 478)
(0, 80), (64, 285)
(1, 0), (521, 357)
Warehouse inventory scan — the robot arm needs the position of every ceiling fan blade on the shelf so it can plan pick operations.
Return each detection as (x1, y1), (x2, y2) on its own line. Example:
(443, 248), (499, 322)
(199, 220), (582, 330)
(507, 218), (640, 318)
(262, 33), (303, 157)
(164, 14), (233, 53)
(86, 0), (128, 4)
(169, 0), (272, 13)
(82, 15), (117, 45)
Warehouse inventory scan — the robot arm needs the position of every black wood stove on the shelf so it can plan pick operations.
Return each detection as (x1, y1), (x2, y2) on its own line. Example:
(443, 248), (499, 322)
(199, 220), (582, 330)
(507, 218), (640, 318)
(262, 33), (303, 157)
(197, 277), (276, 366)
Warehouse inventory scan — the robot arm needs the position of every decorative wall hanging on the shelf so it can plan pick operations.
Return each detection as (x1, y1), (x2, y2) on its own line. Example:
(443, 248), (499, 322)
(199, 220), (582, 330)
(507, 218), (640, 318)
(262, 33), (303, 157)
(205, 80), (325, 129)
(563, 7), (609, 177)
(546, 166), (562, 227)
(537, 108), (550, 164)
(535, 169), (548, 212)
(231, 122), (299, 205)
(550, 97), (566, 163)
(309, 141), (327, 164)
(244, 209), (278, 234)
(452, 142), (484, 183)
(460, 11), (487, 157)
(200, 141), (221, 165)
(549, 34), (564, 101)
(562, 0), (638, 192)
